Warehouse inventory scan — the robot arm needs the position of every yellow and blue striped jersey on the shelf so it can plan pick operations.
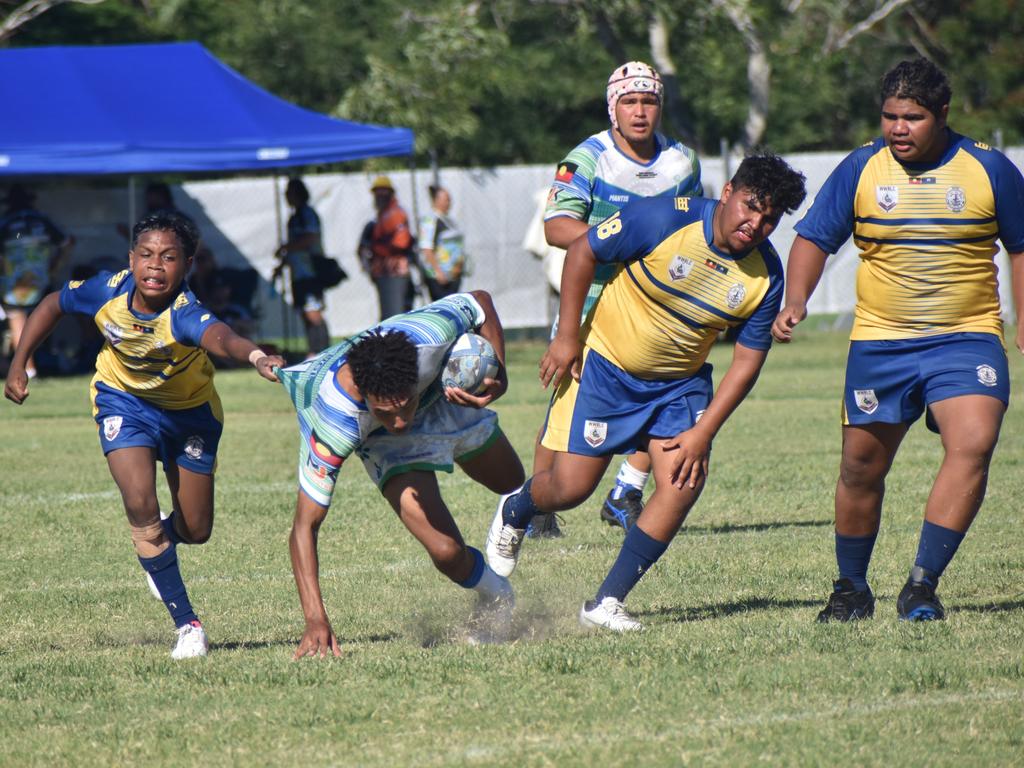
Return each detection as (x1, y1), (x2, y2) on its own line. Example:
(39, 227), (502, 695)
(586, 196), (783, 379)
(60, 270), (223, 414)
(796, 131), (1024, 340)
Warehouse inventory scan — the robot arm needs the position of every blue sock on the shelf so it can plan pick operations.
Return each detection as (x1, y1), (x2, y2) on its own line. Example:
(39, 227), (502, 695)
(914, 520), (965, 584)
(596, 526), (669, 602)
(458, 547), (486, 589)
(160, 514), (183, 546)
(502, 478), (540, 528)
(139, 546), (198, 628)
(835, 531), (878, 591)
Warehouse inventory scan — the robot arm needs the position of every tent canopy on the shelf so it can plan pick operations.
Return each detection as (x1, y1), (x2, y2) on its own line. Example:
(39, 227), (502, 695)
(0, 41), (414, 175)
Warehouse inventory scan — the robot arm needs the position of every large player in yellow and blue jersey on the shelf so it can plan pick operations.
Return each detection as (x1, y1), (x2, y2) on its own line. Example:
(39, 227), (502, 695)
(4, 212), (285, 659)
(486, 154), (807, 631)
(773, 58), (1024, 623)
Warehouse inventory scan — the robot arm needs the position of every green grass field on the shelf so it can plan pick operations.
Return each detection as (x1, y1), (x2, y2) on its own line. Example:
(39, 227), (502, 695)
(2, 331), (1023, 767)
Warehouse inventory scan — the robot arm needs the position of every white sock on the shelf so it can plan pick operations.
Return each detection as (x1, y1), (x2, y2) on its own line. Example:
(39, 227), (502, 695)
(473, 564), (511, 601)
(615, 459), (649, 493)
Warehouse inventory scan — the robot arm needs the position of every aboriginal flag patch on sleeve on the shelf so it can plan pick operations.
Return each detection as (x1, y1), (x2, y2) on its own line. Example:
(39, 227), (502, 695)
(555, 162), (578, 183)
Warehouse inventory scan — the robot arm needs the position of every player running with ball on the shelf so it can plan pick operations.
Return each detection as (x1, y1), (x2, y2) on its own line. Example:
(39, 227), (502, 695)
(487, 154), (806, 631)
(277, 291), (524, 656)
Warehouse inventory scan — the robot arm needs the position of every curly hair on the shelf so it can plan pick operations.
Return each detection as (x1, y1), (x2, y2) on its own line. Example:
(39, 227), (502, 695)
(347, 330), (419, 399)
(729, 152), (807, 214)
(880, 58), (951, 117)
(131, 212), (200, 259)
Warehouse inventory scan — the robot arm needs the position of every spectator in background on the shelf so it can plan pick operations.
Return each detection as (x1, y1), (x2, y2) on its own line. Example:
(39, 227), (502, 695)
(418, 185), (467, 301)
(273, 178), (330, 357)
(359, 175), (414, 320)
(0, 184), (75, 379)
(189, 245), (257, 343)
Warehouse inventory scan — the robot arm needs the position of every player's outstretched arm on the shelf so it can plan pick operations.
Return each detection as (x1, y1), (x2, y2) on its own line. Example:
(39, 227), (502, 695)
(199, 322), (286, 382)
(3, 292), (63, 405)
(1009, 250), (1024, 355)
(662, 343), (769, 490)
(771, 236), (830, 343)
(289, 491), (341, 659)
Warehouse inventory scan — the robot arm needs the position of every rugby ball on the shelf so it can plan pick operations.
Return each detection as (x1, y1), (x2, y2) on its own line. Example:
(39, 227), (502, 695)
(442, 333), (500, 395)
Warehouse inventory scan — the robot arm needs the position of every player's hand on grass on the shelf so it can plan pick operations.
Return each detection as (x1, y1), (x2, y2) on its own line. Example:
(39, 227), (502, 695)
(771, 303), (807, 343)
(662, 430), (712, 490)
(294, 618), (341, 660)
(1015, 325), (1024, 355)
(3, 366), (29, 404)
(540, 335), (580, 389)
(256, 355), (287, 382)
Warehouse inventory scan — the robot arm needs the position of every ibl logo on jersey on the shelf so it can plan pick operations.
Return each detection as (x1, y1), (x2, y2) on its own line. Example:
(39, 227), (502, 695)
(555, 162), (578, 183)
(976, 364), (998, 387)
(103, 416), (123, 441)
(668, 255), (693, 281)
(704, 258), (728, 275)
(583, 420), (607, 448)
(854, 389), (878, 414)
(876, 186), (898, 212)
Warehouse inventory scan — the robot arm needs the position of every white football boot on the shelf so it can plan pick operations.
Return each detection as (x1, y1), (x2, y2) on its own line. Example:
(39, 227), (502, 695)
(579, 596), (643, 632)
(485, 490), (526, 578)
(171, 621), (209, 659)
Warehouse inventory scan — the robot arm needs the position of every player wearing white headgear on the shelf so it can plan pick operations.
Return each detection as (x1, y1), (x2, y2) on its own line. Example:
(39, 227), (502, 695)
(532, 61), (702, 539)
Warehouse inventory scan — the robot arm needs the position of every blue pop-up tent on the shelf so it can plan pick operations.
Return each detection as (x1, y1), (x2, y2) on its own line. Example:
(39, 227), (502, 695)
(0, 41), (414, 175)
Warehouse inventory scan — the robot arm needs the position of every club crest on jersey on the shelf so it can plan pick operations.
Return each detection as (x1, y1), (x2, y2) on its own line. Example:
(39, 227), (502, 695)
(668, 255), (693, 281)
(854, 389), (878, 414)
(946, 186), (966, 212)
(184, 436), (205, 460)
(103, 416), (122, 441)
(876, 186), (898, 212)
(555, 162), (578, 183)
(583, 420), (607, 448)
(726, 283), (746, 309)
(976, 364), (998, 387)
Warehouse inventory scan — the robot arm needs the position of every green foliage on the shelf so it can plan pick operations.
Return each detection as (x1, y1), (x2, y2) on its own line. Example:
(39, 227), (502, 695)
(1, 332), (1023, 765)
(3, 0), (1022, 163)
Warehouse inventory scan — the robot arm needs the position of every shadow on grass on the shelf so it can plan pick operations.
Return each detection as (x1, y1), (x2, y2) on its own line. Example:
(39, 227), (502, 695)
(686, 519), (831, 535)
(644, 596), (822, 623)
(951, 599), (1024, 614)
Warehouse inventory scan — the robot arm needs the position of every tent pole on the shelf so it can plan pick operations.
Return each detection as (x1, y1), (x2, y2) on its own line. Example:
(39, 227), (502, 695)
(272, 173), (290, 356)
(128, 176), (136, 245)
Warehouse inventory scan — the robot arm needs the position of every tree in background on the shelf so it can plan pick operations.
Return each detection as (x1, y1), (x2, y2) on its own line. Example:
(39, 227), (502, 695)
(4, 0), (1022, 165)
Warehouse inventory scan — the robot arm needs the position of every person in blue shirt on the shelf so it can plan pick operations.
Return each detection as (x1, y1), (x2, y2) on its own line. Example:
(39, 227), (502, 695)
(5, 212), (285, 658)
(773, 58), (1024, 622)
(487, 154), (807, 631)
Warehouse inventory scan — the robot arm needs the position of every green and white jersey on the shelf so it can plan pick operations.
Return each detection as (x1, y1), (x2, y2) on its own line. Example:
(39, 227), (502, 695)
(544, 129), (702, 312)
(277, 293), (485, 505)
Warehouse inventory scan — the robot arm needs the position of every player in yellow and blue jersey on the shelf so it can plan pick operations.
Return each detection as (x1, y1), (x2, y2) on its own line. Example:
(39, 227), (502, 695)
(772, 58), (1024, 622)
(486, 154), (807, 631)
(536, 60), (703, 538)
(4, 212), (285, 658)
